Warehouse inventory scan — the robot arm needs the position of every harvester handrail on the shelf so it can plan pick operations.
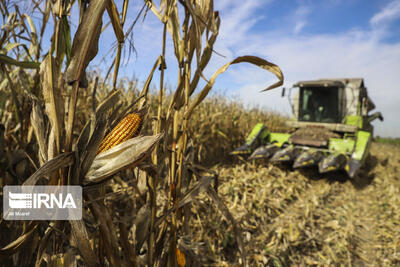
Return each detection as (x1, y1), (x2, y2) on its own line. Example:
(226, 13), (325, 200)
(286, 121), (357, 133)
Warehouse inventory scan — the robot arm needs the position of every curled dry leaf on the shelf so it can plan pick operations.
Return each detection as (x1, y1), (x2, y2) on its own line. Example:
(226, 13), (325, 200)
(185, 55), (284, 120)
(23, 152), (74, 186)
(85, 133), (163, 184)
(133, 203), (151, 253)
(0, 224), (38, 258)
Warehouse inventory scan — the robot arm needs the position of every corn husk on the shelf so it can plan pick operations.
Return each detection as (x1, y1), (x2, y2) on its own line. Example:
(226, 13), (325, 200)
(85, 133), (163, 183)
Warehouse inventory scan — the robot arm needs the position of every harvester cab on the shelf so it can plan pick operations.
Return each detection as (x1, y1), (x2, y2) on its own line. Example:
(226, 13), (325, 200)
(231, 78), (383, 178)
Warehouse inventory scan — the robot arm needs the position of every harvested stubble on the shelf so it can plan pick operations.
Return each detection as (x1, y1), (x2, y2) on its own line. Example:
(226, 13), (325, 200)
(185, 143), (400, 266)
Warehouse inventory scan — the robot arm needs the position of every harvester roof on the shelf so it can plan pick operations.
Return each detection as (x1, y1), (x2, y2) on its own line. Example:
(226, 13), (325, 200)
(294, 78), (364, 89)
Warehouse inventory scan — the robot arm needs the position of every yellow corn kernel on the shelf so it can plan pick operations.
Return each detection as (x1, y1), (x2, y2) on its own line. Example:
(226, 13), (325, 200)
(97, 113), (142, 154)
(176, 247), (186, 267)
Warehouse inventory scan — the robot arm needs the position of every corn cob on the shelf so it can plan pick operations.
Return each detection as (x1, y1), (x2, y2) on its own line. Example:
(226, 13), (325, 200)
(97, 113), (142, 154)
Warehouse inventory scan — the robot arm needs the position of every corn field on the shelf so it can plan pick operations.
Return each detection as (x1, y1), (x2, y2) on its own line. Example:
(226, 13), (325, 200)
(0, 0), (284, 266)
(2, 1), (397, 266)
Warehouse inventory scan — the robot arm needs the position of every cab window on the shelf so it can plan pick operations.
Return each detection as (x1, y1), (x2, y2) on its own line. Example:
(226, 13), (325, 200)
(299, 87), (339, 123)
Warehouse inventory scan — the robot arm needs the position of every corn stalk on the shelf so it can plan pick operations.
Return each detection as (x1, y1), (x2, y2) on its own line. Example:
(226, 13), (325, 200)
(0, 0), (283, 266)
(146, 0), (283, 265)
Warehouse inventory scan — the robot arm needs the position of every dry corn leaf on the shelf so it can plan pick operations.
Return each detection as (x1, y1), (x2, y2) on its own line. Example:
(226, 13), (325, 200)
(106, 0), (124, 43)
(55, 16), (72, 65)
(34, 224), (54, 267)
(184, 0), (216, 69)
(23, 13), (38, 57)
(134, 203), (151, 253)
(88, 198), (122, 266)
(185, 55), (284, 119)
(184, 0), (202, 65)
(80, 115), (107, 179)
(85, 133), (163, 183)
(40, 0), (51, 38)
(65, 0), (107, 86)
(145, 0), (165, 22)
(70, 220), (100, 267)
(23, 152), (74, 186)
(168, 1), (183, 63)
(138, 56), (163, 109)
(189, 13), (220, 96)
(40, 55), (64, 155)
(0, 224), (38, 258)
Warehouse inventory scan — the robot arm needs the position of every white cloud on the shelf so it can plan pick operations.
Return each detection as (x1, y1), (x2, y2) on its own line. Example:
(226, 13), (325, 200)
(208, 1), (400, 137)
(294, 5), (312, 17)
(370, 0), (400, 25)
(293, 5), (312, 34)
(215, 0), (269, 47)
(117, 0), (400, 137)
(294, 21), (307, 34)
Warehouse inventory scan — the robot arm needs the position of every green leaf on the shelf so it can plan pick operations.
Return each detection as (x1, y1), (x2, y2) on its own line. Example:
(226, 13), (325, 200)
(0, 54), (40, 69)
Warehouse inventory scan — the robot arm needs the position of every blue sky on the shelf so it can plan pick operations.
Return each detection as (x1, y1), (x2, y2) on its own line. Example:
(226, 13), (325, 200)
(7, 0), (400, 137)
(98, 0), (400, 137)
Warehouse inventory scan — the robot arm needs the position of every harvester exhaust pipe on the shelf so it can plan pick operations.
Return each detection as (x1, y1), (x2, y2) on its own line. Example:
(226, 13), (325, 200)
(293, 151), (324, 169)
(318, 154), (347, 173)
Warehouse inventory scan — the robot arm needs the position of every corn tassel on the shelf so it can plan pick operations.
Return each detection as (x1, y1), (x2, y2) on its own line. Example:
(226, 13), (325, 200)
(97, 113), (142, 154)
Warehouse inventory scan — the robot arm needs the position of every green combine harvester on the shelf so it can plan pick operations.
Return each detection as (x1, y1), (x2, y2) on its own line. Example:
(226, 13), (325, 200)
(231, 78), (383, 178)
